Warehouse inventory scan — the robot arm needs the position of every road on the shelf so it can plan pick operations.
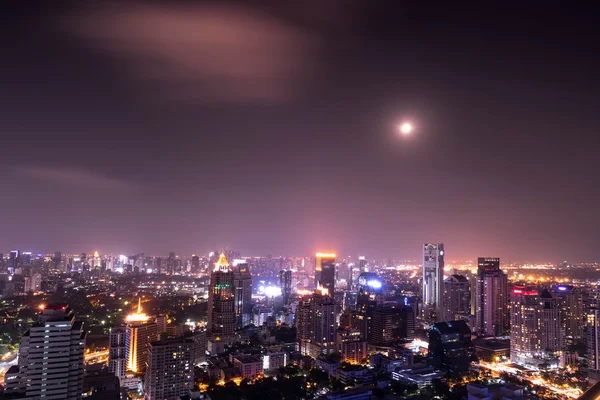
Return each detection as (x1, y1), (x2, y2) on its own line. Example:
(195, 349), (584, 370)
(479, 360), (583, 399)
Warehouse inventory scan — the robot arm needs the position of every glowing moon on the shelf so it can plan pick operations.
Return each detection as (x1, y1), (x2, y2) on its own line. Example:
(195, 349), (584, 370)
(399, 122), (413, 135)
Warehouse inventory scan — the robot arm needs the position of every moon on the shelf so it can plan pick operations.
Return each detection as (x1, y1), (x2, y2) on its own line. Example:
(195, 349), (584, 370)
(399, 122), (413, 135)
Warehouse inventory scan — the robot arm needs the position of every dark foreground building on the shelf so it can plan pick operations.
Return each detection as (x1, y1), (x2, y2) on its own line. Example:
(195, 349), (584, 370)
(428, 320), (477, 374)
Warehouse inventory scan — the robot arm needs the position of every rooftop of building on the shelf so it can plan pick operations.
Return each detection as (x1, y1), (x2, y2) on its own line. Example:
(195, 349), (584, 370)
(473, 337), (511, 351)
(431, 320), (471, 335)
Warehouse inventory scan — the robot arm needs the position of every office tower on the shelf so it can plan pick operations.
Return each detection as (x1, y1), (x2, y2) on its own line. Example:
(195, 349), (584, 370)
(315, 253), (336, 294)
(53, 251), (62, 268)
(553, 285), (584, 342)
(9, 250), (20, 270)
(311, 285), (337, 354)
(354, 272), (383, 343)
(144, 338), (194, 400)
(336, 327), (367, 364)
(109, 326), (127, 381)
(422, 243), (444, 321)
(589, 284), (600, 383)
(428, 320), (476, 374)
(126, 299), (158, 373)
(475, 257), (508, 336)
(208, 253), (236, 336)
(155, 257), (162, 274)
(191, 254), (200, 273)
(5, 304), (85, 399)
(232, 259), (252, 328)
(510, 287), (562, 367)
(167, 252), (176, 275)
(280, 269), (292, 306)
(295, 298), (312, 354)
(442, 274), (471, 322)
(24, 273), (42, 294)
(370, 305), (415, 346)
(358, 256), (367, 274)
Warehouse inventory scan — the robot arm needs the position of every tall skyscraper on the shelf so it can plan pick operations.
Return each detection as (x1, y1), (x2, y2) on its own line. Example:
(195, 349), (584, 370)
(208, 253), (236, 336)
(144, 338), (194, 400)
(510, 287), (562, 367)
(336, 327), (367, 364)
(442, 274), (470, 322)
(109, 326), (127, 381)
(354, 272), (383, 343)
(422, 243), (444, 321)
(296, 285), (337, 357)
(370, 304), (415, 346)
(125, 299), (158, 373)
(588, 284), (600, 383)
(232, 259), (252, 329)
(428, 320), (476, 374)
(5, 304), (85, 400)
(191, 255), (200, 273)
(358, 256), (367, 274)
(475, 257), (508, 336)
(280, 269), (292, 306)
(553, 285), (584, 342)
(315, 253), (336, 294)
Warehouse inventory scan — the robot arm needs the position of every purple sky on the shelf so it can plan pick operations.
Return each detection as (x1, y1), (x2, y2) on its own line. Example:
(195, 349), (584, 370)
(1, 1), (599, 262)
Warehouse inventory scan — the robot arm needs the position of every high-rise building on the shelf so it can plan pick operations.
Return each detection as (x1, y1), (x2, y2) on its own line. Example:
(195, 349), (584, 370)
(296, 285), (337, 357)
(5, 304), (85, 399)
(232, 259), (252, 329)
(144, 338), (194, 400)
(125, 299), (158, 373)
(475, 257), (508, 336)
(280, 269), (292, 306)
(354, 272), (383, 343)
(109, 326), (127, 381)
(167, 252), (176, 275)
(422, 243), (444, 321)
(589, 284), (600, 383)
(315, 253), (336, 294)
(191, 255), (200, 273)
(358, 256), (367, 274)
(370, 304), (415, 346)
(336, 327), (367, 364)
(510, 287), (562, 367)
(428, 320), (476, 374)
(208, 253), (236, 336)
(442, 274), (470, 322)
(552, 285), (584, 342)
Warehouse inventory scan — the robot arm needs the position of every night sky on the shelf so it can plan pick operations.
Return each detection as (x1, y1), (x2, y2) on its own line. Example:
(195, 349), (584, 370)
(1, 1), (599, 262)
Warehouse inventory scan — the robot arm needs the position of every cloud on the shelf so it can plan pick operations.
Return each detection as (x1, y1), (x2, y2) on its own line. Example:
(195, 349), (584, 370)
(15, 166), (135, 191)
(62, 2), (321, 104)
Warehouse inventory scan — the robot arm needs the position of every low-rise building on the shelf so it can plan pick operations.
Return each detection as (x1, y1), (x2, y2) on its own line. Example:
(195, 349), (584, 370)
(233, 355), (263, 379)
(391, 363), (445, 388)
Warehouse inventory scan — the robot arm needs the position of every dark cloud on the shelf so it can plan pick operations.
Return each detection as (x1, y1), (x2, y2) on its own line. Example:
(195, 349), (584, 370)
(15, 166), (135, 192)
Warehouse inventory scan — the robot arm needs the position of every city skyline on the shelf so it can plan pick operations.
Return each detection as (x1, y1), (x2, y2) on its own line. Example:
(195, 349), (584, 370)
(1, 2), (599, 262)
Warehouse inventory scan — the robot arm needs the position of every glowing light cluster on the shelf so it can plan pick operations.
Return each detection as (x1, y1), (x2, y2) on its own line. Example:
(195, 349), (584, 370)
(125, 298), (150, 323)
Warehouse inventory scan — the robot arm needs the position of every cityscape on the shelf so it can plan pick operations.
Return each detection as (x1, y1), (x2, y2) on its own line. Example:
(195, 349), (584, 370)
(1, 249), (600, 400)
(2, 1), (599, 400)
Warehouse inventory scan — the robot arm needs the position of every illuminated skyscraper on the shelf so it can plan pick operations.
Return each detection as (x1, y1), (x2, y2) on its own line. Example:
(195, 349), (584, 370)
(588, 284), (600, 383)
(207, 253), (236, 336)
(475, 257), (508, 336)
(354, 272), (383, 342)
(442, 275), (470, 322)
(358, 256), (367, 273)
(232, 259), (252, 329)
(144, 338), (194, 400)
(552, 285), (584, 342)
(280, 269), (292, 306)
(310, 285), (337, 355)
(315, 253), (336, 294)
(126, 299), (158, 373)
(191, 255), (200, 273)
(510, 287), (561, 367)
(422, 243), (444, 320)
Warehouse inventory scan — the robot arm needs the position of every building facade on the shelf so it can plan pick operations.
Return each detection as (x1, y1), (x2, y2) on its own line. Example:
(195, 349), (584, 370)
(442, 274), (470, 322)
(208, 253), (236, 337)
(144, 338), (194, 400)
(475, 257), (508, 336)
(422, 243), (444, 321)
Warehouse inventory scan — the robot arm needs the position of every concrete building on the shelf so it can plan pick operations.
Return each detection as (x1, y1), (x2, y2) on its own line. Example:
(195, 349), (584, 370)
(475, 257), (508, 336)
(233, 259), (253, 328)
(108, 326), (127, 381)
(5, 304), (85, 400)
(336, 327), (367, 364)
(232, 354), (263, 379)
(208, 253), (236, 337)
(442, 274), (470, 322)
(422, 243), (444, 321)
(315, 253), (336, 294)
(144, 338), (194, 400)
(428, 320), (476, 374)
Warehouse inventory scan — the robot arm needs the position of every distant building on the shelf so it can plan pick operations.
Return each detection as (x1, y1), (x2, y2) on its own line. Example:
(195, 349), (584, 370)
(233, 259), (253, 328)
(475, 257), (508, 336)
(428, 320), (477, 374)
(552, 284), (584, 342)
(144, 338), (194, 400)
(280, 269), (292, 306)
(442, 274), (470, 322)
(108, 326), (127, 381)
(589, 284), (600, 383)
(296, 286), (337, 357)
(5, 304), (85, 399)
(422, 243), (444, 321)
(315, 253), (336, 294)
(208, 253), (236, 337)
